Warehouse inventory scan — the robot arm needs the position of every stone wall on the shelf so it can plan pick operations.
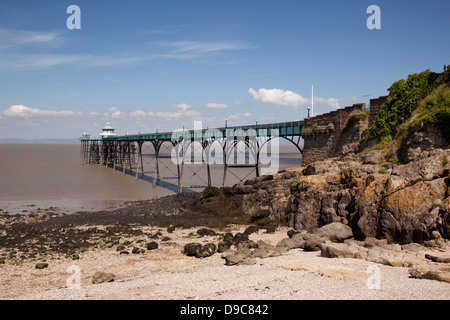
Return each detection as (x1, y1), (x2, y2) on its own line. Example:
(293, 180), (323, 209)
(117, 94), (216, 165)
(368, 95), (388, 126)
(301, 96), (385, 165)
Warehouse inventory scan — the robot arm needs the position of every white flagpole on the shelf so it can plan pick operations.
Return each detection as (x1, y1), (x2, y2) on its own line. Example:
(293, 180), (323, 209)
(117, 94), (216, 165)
(311, 85), (314, 117)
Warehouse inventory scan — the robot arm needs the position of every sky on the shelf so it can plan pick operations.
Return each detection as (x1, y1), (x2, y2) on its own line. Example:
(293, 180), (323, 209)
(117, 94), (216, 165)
(0, 0), (449, 139)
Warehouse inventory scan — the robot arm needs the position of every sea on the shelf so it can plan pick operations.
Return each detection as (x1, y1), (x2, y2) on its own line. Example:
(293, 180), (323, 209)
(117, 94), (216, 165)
(0, 143), (302, 215)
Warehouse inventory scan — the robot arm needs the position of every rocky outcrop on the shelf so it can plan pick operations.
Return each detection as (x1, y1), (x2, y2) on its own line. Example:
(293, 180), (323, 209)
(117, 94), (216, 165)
(238, 149), (450, 244)
(272, 224), (450, 283)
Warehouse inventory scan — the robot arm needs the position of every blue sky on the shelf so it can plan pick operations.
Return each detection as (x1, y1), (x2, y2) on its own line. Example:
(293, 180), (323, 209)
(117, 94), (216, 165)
(0, 0), (449, 139)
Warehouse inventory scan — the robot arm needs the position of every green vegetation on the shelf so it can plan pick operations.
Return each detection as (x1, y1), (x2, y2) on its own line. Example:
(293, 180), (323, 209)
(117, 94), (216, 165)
(349, 108), (370, 121)
(443, 155), (449, 167)
(414, 83), (450, 141)
(388, 157), (398, 165)
(378, 167), (388, 174)
(409, 177), (432, 187)
(365, 67), (450, 141)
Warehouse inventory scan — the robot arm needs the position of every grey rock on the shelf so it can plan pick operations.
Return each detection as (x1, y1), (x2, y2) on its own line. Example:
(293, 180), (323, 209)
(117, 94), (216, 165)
(183, 242), (202, 256)
(146, 241), (159, 251)
(276, 237), (304, 249)
(315, 222), (353, 243)
(320, 242), (360, 259)
(303, 234), (328, 251)
(92, 271), (115, 284)
(195, 243), (216, 258)
(35, 262), (48, 269)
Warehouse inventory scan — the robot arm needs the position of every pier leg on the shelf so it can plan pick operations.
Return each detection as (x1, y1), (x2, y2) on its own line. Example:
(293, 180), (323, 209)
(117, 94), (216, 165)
(136, 141), (143, 180)
(222, 143), (228, 187)
(152, 141), (162, 188)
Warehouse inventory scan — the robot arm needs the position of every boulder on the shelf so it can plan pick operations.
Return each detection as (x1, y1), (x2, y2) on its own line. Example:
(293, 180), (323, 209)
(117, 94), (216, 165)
(146, 241), (158, 251)
(276, 237), (304, 250)
(319, 242), (360, 259)
(195, 243), (216, 258)
(303, 234), (328, 251)
(409, 264), (450, 283)
(35, 262), (48, 269)
(183, 243), (202, 256)
(314, 222), (353, 243)
(197, 228), (217, 237)
(92, 272), (115, 284)
(217, 240), (232, 253)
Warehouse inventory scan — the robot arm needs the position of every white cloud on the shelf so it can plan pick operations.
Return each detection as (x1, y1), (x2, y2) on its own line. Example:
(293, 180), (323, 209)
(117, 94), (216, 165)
(3, 105), (77, 118)
(161, 40), (251, 60)
(146, 103), (202, 121)
(129, 109), (147, 117)
(248, 88), (343, 109)
(227, 112), (251, 121)
(88, 111), (99, 117)
(313, 97), (340, 109)
(206, 103), (229, 109)
(248, 88), (309, 108)
(174, 103), (192, 112)
(111, 110), (125, 118)
(0, 28), (62, 50)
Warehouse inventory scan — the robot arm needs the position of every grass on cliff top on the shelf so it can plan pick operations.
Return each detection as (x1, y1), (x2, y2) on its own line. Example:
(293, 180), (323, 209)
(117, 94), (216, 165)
(365, 66), (450, 142)
(413, 82), (450, 141)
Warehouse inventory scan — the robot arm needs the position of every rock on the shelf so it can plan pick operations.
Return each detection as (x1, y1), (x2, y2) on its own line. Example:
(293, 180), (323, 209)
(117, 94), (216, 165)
(116, 245), (126, 252)
(92, 271), (115, 284)
(224, 253), (246, 266)
(195, 243), (216, 258)
(303, 234), (328, 251)
(146, 241), (158, 251)
(197, 228), (217, 237)
(409, 264), (450, 283)
(314, 222), (353, 243)
(425, 254), (450, 263)
(183, 243), (202, 256)
(276, 237), (304, 250)
(223, 233), (234, 242)
(287, 230), (301, 238)
(319, 241), (361, 259)
(232, 232), (248, 245)
(244, 225), (259, 236)
(431, 231), (441, 240)
(250, 209), (271, 223)
(217, 240), (232, 253)
(379, 178), (447, 243)
(35, 262), (48, 269)
(364, 237), (388, 248)
(167, 225), (176, 233)
(224, 253), (256, 266)
(220, 249), (236, 259)
(132, 247), (145, 254)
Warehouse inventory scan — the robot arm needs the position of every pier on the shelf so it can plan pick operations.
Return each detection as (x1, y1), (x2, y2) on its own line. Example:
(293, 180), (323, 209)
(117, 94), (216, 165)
(80, 121), (304, 193)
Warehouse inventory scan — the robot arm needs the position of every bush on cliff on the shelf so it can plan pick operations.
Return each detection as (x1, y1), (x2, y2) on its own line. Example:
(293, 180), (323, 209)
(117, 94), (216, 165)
(365, 66), (450, 142)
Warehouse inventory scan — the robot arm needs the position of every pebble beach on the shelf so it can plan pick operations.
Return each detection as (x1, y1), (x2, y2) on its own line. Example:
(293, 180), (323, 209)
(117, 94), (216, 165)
(0, 197), (449, 300)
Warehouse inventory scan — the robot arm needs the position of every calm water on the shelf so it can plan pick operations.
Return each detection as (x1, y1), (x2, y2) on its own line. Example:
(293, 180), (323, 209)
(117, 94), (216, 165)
(0, 143), (302, 214)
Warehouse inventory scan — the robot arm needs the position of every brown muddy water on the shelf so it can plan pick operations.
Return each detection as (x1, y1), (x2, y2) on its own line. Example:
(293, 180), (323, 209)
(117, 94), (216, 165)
(0, 143), (302, 215)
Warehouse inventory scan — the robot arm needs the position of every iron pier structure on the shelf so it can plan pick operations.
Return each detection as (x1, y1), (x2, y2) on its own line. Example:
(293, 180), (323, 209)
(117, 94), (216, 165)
(80, 121), (304, 193)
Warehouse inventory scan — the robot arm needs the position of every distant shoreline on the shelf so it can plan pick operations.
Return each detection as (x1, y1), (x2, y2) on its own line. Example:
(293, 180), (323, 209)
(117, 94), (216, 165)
(0, 138), (80, 144)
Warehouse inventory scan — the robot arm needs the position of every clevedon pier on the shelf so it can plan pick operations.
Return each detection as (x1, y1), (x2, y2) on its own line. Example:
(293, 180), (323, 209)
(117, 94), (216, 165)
(80, 120), (305, 193)
(80, 97), (387, 194)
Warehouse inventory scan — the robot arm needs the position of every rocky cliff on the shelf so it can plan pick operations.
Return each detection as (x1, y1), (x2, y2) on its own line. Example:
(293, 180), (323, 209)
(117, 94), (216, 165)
(233, 147), (450, 245)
